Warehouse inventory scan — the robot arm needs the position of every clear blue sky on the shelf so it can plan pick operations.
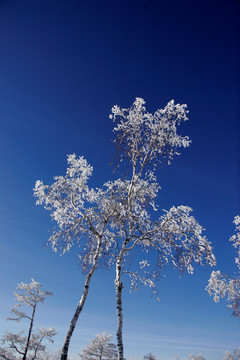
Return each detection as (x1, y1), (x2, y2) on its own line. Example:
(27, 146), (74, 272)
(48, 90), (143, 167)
(0, 1), (239, 359)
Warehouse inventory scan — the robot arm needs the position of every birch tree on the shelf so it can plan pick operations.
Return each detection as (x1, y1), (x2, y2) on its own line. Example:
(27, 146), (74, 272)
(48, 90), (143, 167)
(34, 97), (216, 360)
(34, 155), (116, 360)
(108, 98), (216, 360)
(206, 215), (240, 317)
(79, 332), (117, 360)
(0, 279), (55, 360)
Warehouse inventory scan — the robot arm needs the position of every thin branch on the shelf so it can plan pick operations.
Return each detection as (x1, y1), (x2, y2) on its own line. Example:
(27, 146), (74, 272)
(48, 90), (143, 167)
(8, 343), (25, 356)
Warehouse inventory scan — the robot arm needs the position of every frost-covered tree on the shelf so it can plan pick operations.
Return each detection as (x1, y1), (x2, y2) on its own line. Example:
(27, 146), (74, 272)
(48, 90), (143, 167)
(29, 327), (57, 360)
(0, 347), (18, 360)
(206, 215), (240, 317)
(144, 353), (158, 360)
(0, 328), (56, 360)
(34, 98), (216, 360)
(223, 348), (240, 360)
(43, 349), (62, 360)
(108, 98), (216, 360)
(0, 279), (55, 360)
(34, 156), (117, 360)
(79, 332), (117, 360)
(189, 354), (205, 360)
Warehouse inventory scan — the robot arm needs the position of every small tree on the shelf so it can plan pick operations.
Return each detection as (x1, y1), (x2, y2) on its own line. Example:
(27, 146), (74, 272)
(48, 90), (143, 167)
(223, 348), (240, 360)
(189, 355), (205, 360)
(79, 332), (117, 360)
(0, 279), (55, 360)
(144, 353), (158, 360)
(29, 327), (57, 360)
(206, 215), (240, 317)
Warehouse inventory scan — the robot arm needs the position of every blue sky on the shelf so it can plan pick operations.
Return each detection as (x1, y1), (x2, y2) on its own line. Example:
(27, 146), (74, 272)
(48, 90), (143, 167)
(0, 0), (239, 359)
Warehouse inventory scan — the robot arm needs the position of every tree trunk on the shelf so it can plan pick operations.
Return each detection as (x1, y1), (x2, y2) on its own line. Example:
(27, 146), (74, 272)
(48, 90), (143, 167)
(60, 242), (101, 360)
(115, 258), (124, 360)
(22, 304), (36, 360)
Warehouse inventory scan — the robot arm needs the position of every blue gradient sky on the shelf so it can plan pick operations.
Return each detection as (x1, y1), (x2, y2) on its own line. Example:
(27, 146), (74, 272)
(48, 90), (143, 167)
(0, 1), (239, 359)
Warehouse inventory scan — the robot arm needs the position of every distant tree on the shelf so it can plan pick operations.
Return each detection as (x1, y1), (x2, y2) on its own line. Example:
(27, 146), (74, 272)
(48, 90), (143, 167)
(0, 347), (18, 360)
(206, 215), (240, 317)
(79, 332), (117, 360)
(0, 279), (55, 360)
(144, 353), (158, 360)
(189, 354), (205, 360)
(0, 328), (56, 360)
(223, 348), (240, 360)
(43, 349), (62, 360)
(0, 347), (62, 360)
(29, 327), (57, 360)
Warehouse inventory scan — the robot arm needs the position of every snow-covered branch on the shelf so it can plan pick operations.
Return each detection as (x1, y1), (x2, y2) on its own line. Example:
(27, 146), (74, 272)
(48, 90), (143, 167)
(110, 97), (190, 175)
(0, 280), (55, 360)
(206, 216), (240, 317)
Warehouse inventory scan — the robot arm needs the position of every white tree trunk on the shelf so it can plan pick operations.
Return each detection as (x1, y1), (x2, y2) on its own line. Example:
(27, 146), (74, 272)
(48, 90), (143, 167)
(60, 241), (101, 360)
(115, 256), (124, 360)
